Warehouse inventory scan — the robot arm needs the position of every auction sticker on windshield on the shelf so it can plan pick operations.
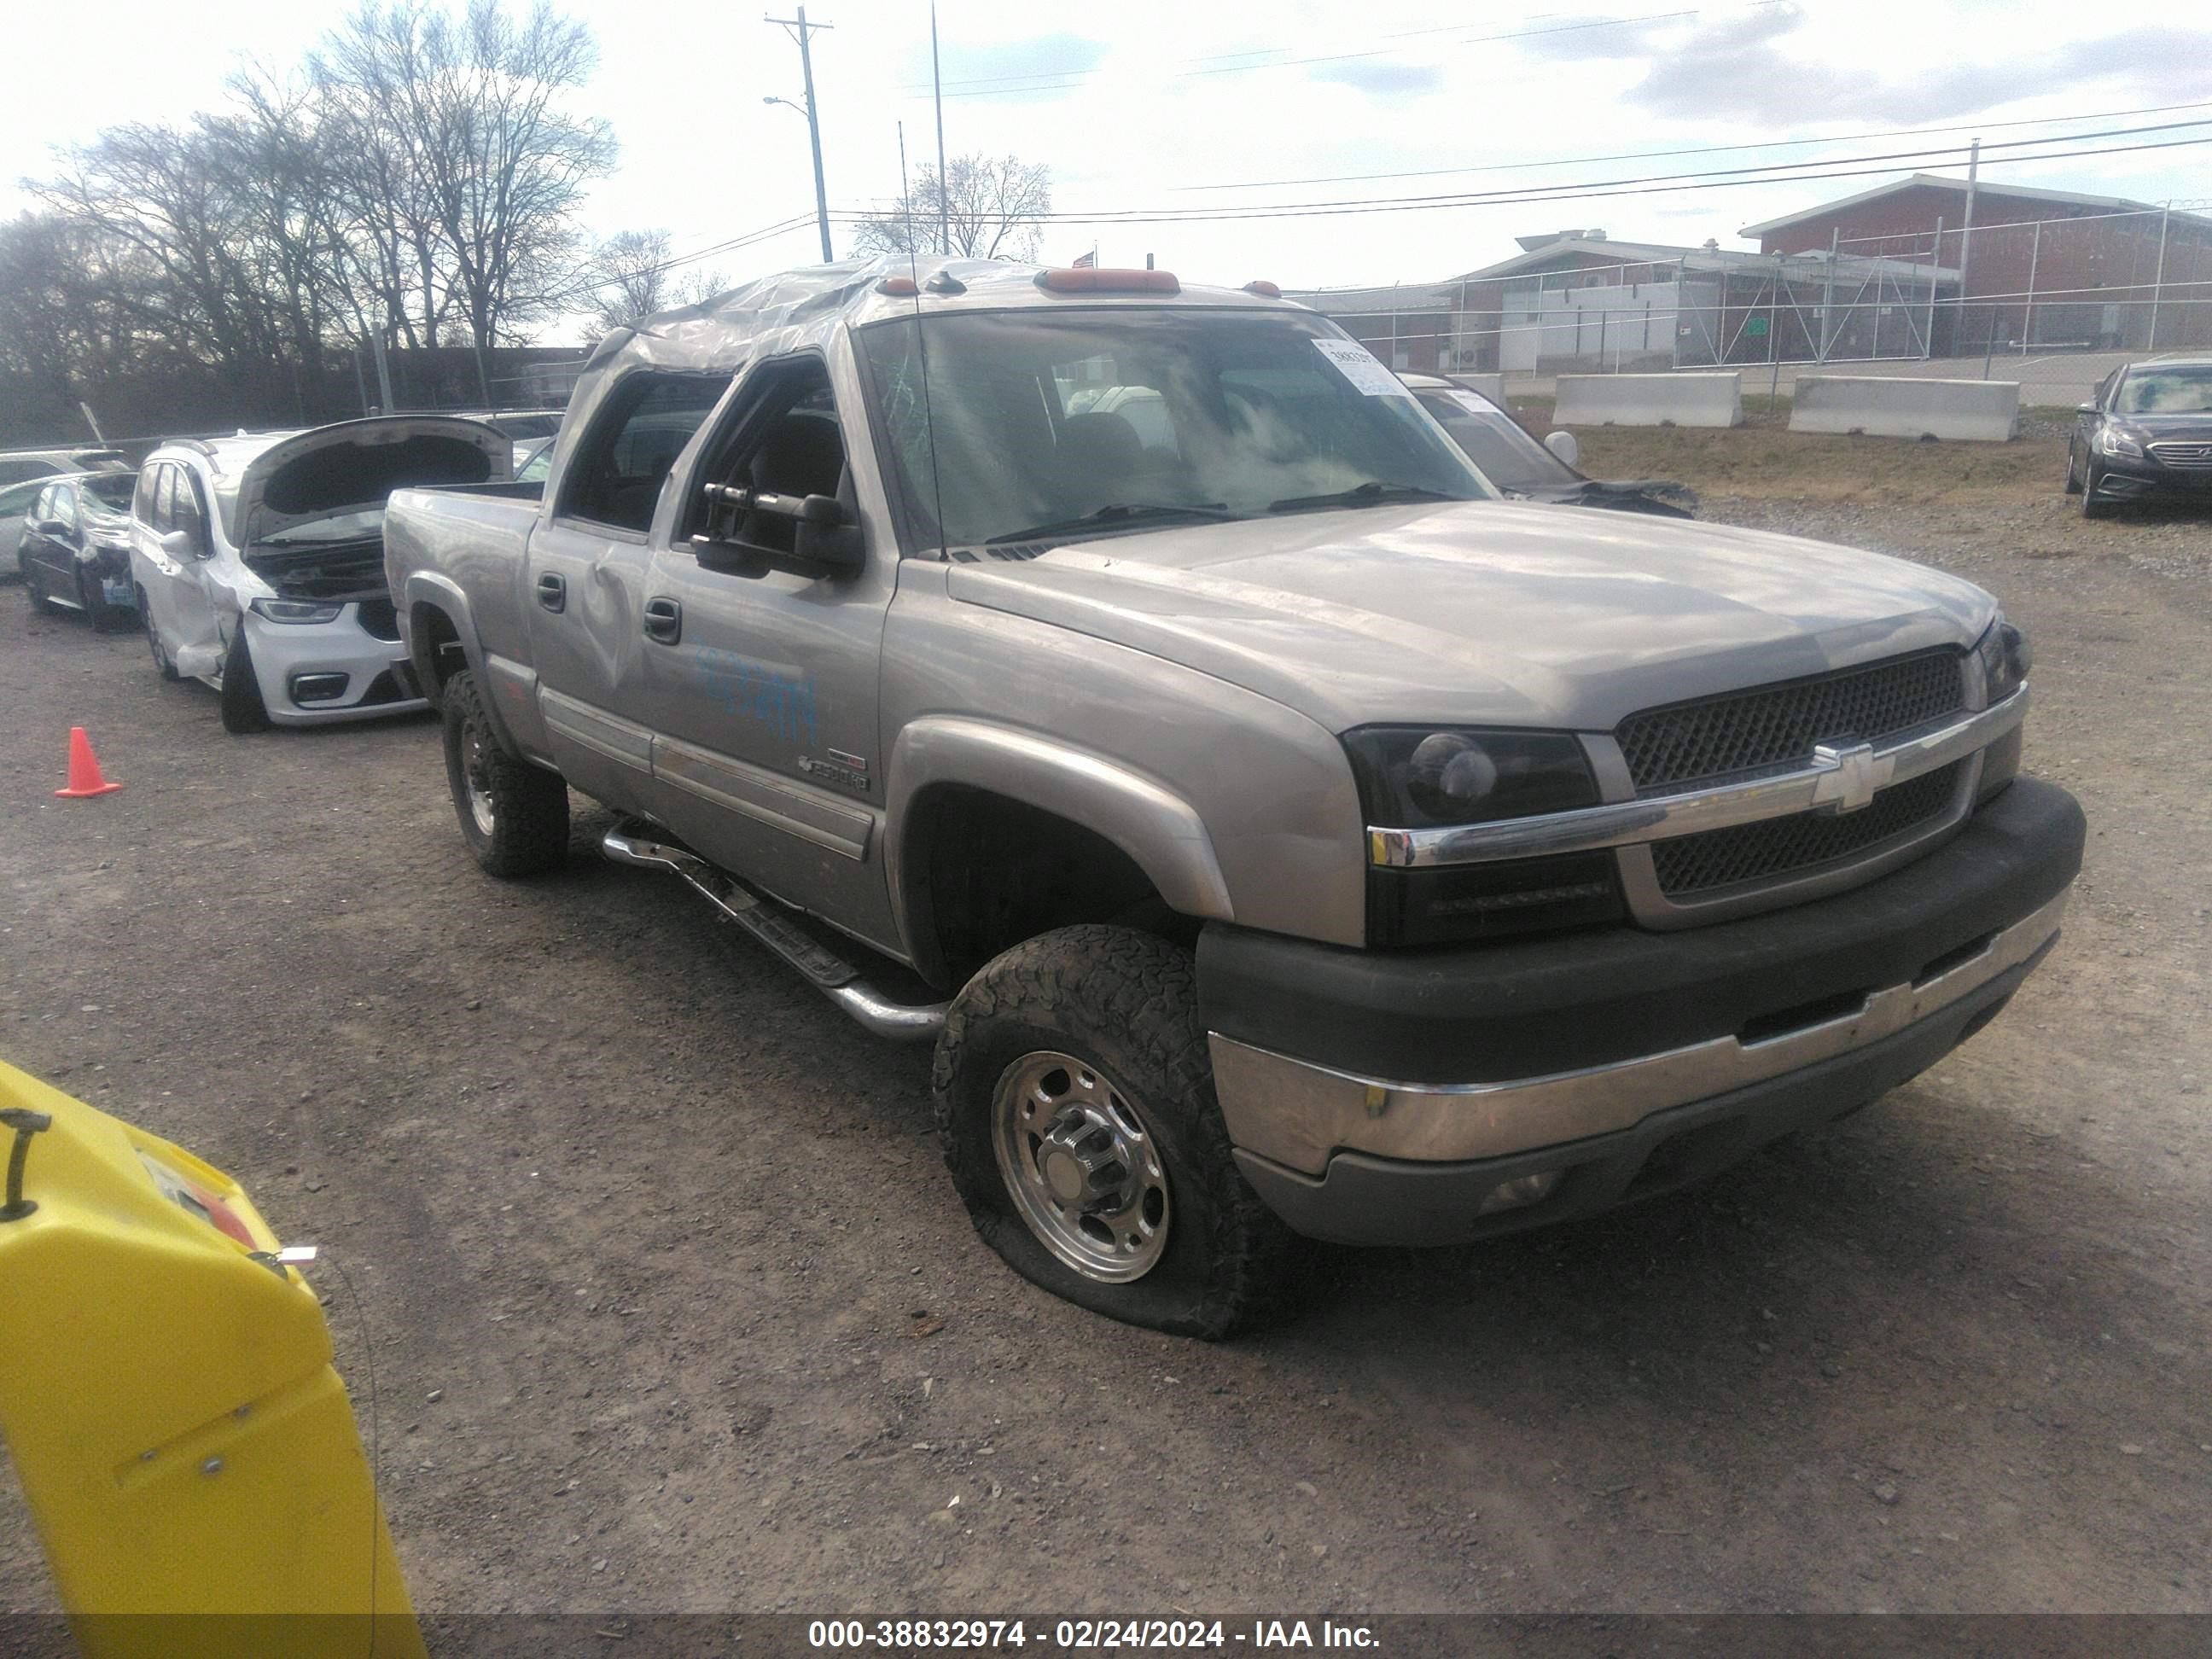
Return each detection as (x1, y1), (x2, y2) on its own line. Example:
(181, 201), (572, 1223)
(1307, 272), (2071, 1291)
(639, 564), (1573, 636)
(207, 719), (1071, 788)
(1311, 338), (1409, 396)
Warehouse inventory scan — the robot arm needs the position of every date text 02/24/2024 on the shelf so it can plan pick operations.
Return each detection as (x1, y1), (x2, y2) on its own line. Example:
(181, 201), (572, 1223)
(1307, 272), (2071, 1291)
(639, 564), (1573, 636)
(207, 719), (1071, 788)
(806, 1619), (1381, 1650)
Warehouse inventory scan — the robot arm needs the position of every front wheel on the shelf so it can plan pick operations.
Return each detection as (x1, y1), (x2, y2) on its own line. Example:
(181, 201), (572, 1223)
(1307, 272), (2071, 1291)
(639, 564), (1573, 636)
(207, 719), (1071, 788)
(2079, 463), (2110, 520)
(933, 925), (1300, 1339)
(218, 624), (271, 732)
(139, 588), (179, 679)
(442, 667), (570, 876)
(2063, 440), (2083, 494)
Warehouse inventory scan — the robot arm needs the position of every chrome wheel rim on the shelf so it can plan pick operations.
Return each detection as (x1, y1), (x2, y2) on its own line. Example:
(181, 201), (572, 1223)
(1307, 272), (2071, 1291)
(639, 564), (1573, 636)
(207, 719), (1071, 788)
(991, 1050), (1170, 1283)
(462, 715), (497, 837)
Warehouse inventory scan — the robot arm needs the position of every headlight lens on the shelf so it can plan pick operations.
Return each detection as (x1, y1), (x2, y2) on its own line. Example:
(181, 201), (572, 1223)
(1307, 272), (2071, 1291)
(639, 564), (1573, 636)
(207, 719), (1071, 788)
(1343, 726), (1599, 829)
(1975, 614), (2031, 704)
(2098, 425), (2144, 457)
(250, 597), (345, 625)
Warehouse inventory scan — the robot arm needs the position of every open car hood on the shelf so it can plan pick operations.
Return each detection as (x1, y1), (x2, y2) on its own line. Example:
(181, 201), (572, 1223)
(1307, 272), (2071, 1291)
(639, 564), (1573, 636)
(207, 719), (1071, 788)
(233, 416), (511, 546)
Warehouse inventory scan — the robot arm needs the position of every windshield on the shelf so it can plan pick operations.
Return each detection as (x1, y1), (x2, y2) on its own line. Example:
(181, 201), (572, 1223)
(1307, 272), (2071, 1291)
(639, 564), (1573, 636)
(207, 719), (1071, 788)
(82, 472), (137, 513)
(856, 308), (1491, 550)
(1412, 390), (1579, 491)
(2116, 366), (2212, 415)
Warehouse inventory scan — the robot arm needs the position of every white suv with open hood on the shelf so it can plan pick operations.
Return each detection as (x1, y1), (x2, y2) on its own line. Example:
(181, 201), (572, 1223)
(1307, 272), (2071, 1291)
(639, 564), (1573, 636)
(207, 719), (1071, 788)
(131, 417), (509, 731)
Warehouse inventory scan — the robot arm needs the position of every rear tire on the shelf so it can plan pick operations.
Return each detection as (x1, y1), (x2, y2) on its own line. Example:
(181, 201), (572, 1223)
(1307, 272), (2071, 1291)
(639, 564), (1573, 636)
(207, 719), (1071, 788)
(933, 924), (1302, 1339)
(218, 624), (272, 733)
(139, 588), (179, 679)
(443, 667), (569, 876)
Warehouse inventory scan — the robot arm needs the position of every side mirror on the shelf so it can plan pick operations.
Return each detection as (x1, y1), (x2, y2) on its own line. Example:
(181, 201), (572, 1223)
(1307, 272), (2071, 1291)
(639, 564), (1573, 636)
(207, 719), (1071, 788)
(158, 528), (195, 560)
(1544, 430), (1581, 469)
(2075, 402), (2098, 416)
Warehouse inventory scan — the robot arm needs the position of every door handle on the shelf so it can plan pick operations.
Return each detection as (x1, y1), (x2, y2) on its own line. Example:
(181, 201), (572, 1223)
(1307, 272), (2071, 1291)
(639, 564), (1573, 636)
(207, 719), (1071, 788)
(536, 571), (566, 613)
(643, 597), (682, 644)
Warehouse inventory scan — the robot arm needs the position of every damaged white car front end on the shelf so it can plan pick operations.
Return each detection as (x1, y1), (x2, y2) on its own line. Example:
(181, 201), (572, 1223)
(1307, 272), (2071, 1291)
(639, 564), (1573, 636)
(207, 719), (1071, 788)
(131, 417), (510, 729)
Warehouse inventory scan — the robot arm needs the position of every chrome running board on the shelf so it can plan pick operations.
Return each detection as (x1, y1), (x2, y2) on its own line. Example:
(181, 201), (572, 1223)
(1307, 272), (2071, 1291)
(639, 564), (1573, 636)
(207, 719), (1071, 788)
(600, 825), (947, 1043)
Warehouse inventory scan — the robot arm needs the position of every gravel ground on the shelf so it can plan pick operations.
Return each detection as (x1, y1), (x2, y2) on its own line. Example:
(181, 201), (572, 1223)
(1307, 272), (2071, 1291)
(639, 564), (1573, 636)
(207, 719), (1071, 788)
(2, 480), (2209, 1621)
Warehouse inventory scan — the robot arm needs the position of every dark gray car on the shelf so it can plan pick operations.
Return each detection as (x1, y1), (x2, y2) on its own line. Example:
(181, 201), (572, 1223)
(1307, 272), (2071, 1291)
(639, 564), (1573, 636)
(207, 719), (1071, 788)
(2066, 357), (2212, 517)
(17, 470), (140, 630)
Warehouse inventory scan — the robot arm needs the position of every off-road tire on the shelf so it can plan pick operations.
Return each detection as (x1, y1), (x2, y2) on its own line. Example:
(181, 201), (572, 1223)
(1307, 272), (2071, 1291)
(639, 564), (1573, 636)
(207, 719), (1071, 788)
(933, 924), (1302, 1339)
(443, 667), (569, 877)
(218, 624), (272, 732)
(139, 588), (180, 679)
(2063, 441), (2083, 494)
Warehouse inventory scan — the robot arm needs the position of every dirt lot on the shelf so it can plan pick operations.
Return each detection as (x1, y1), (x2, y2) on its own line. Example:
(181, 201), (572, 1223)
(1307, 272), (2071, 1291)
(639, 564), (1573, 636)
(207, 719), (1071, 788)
(3, 433), (2209, 1621)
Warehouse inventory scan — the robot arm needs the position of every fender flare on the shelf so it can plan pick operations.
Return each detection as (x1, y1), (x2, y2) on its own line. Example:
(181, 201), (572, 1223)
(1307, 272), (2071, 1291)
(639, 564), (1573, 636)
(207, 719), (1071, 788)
(887, 717), (1235, 973)
(399, 571), (521, 754)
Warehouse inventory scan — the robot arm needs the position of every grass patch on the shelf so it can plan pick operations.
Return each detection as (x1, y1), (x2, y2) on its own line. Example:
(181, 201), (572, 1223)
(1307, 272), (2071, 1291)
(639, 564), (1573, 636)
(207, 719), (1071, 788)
(1505, 395), (2068, 507)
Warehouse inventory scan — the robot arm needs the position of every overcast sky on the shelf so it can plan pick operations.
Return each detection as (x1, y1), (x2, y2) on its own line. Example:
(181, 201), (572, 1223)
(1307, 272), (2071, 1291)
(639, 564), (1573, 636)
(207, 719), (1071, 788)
(6, 0), (2210, 336)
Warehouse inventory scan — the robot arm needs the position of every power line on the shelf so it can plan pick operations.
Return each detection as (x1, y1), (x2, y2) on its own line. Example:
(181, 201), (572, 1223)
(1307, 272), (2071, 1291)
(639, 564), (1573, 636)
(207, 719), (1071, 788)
(905, 3), (1773, 99)
(1168, 98), (2212, 194)
(1000, 120), (2212, 225)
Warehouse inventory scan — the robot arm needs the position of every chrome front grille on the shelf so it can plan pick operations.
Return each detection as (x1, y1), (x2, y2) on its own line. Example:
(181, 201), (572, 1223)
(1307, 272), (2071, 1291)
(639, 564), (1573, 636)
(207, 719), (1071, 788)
(2146, 439), (2212, 469)
(1650, 760), (1966, 898)
(1616, 650), (1966, 794)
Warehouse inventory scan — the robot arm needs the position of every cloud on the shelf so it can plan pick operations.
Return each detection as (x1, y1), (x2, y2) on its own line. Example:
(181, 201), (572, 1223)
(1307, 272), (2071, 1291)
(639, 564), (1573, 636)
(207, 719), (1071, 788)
(928, 32), (1106, 88)
(1310, 60), (1443, 96)
(1629, 15), (2212, 125)
(1513, 11), (1691, 62)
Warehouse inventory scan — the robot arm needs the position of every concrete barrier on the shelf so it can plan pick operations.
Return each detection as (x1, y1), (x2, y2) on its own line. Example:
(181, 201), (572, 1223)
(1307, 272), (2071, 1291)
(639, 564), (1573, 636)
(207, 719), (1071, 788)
(1554, 372), (1743, 428)
(1790, 375), (2021, 441)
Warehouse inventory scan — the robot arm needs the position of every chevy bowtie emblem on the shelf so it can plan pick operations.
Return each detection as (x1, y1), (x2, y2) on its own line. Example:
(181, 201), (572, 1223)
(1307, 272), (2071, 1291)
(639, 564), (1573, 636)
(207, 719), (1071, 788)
(1813, 742), (1891, 813)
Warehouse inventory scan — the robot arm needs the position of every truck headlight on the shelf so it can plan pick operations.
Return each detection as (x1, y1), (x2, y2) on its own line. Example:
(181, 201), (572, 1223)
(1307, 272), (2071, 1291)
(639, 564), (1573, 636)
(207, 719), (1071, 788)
(1342, 727), (1599, 829)
(250, 597), (345, 625)
(2098, 425), (2144, 458)
(1975, 614), (2030, 704)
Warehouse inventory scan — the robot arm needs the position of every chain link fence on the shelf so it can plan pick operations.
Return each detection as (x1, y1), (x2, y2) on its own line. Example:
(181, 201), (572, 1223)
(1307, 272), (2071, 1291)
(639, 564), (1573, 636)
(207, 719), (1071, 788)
(1303, 206), (2212, 408)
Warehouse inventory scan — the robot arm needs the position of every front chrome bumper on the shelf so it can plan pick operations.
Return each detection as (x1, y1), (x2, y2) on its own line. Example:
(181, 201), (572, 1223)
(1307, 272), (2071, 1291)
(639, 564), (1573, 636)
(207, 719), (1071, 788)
(1209, 888), (2067, 1179)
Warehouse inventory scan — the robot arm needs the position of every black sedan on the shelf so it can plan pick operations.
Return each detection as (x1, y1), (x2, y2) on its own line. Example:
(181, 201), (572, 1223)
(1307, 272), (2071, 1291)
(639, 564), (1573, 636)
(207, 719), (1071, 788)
(2067, 357), (2212, 518)
(17, 470), (140, 631)
(1401, 374), (1697, 518)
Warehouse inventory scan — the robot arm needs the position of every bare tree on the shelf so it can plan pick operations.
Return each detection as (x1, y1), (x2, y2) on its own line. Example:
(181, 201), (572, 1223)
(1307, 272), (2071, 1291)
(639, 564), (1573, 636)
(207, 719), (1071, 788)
(850, 154), (1051, 262)
(311, 0), (614, 364)
(584, 229), (728, 333)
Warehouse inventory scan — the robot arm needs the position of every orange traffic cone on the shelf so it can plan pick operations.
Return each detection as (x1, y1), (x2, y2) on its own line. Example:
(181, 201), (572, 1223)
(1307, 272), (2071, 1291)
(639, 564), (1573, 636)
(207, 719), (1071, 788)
(55, 726), (122, 798)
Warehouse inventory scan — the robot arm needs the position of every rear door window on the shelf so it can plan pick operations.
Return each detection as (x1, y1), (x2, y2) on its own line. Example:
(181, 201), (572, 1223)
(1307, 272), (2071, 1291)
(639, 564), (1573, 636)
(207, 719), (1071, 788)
(559, 374), (730, 535)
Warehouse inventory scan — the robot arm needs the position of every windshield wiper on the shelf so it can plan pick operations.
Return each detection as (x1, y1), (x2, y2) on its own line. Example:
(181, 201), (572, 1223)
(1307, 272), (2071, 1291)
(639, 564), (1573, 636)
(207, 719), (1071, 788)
(1266, 480), (1459, 514)
(986, 503), (1239, 544)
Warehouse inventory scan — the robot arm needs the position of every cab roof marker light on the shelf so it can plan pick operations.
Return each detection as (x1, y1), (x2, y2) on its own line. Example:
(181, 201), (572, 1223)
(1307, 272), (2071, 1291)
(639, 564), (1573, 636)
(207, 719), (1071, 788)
(876, 276), (920, 297)
(1033, 268), (1181, 295)
(1243, 280), (1282, 298)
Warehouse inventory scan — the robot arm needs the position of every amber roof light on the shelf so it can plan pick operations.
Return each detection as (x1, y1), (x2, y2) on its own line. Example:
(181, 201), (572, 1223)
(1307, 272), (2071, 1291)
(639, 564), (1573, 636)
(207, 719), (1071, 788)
(1034, 268), (1181, 294)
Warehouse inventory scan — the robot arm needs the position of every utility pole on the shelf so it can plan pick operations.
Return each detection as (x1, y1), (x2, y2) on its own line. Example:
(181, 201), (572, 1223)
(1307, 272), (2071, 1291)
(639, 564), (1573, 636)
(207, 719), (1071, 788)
(1957, 138), (1980, 357)
(931, 1), (949, 257)
(766, 8), (835, 262)
(2147, 201), (2172, 351)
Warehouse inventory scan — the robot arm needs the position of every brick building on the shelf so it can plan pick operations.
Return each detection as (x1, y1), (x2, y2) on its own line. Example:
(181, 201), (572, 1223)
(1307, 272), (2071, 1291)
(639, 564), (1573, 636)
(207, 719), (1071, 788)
(1740, 174), (2212, 352)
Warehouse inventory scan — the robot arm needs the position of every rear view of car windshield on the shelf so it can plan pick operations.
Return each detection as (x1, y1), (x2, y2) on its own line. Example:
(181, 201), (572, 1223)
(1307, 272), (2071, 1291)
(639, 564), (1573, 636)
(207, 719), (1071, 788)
(1414, 391), (1580, 492)
(858, 309), (1489, 550)
(83, 472), (137, 511)
(2116, 366), (2212, 414)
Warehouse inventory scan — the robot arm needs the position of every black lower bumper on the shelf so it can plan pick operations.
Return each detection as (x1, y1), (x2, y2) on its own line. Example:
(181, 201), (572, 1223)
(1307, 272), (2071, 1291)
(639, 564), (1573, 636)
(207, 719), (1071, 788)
(2091, 458), (2212, 503)
(1235, 940), (2045, 1246)
(1200, 777), (2085, 1246)
(1200, 777), (2083, 1086)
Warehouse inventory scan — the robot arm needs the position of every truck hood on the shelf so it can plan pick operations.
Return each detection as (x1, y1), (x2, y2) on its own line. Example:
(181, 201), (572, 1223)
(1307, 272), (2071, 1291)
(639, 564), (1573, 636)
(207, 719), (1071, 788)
(944, 500), (1996, 732)
(232, 416), (511, 548)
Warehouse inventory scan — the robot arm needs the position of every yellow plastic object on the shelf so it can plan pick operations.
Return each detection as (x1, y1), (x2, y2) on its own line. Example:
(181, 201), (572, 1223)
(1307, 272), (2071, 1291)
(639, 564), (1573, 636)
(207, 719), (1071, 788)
(0, 1058), (425, 1659)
